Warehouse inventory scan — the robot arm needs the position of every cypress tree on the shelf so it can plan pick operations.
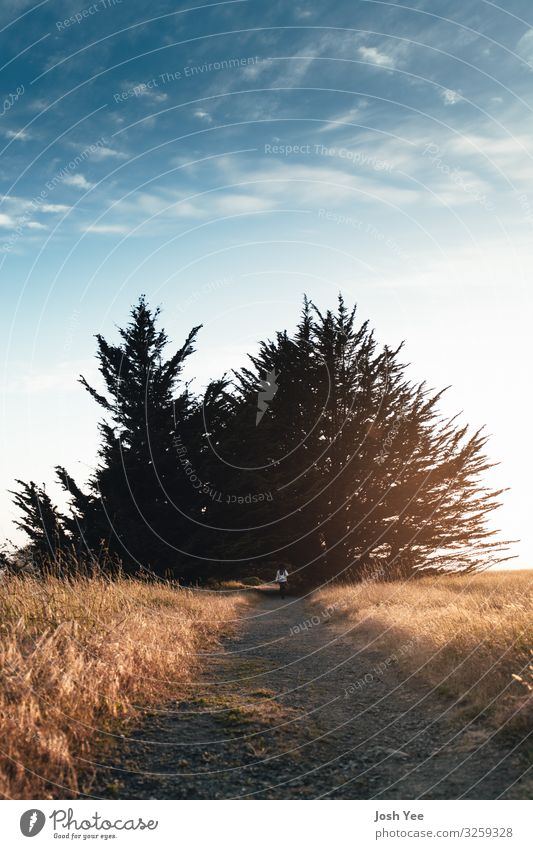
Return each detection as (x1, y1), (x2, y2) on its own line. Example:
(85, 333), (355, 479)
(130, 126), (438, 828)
(10, 294), (511, 584)
(71, 296), (202, 575)
(212, 295), (511, 583)
(10, 480), (70, 567)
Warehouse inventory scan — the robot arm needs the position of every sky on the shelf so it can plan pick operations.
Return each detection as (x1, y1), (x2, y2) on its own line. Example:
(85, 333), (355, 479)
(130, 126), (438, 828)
(0, 0), (531, 565)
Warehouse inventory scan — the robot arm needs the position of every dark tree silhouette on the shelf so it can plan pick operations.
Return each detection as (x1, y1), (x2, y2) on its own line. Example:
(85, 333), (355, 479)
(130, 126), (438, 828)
(77, 297), (204, 574)
(10, 295), (512, 583)
(10, 480), (69, 566)
(200, 295), (511, 583)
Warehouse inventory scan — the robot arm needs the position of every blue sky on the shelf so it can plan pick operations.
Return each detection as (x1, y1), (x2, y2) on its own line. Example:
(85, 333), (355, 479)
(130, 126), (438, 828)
(1, 0), (532, 563)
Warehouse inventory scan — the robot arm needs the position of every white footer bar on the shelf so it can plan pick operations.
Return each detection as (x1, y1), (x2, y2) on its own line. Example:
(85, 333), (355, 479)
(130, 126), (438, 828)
(3, 799), (531, 848)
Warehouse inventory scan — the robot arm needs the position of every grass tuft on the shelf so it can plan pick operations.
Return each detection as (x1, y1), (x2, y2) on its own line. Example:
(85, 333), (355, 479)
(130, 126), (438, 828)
(314, 570), (533, 729)
(0, 573), (245, 799)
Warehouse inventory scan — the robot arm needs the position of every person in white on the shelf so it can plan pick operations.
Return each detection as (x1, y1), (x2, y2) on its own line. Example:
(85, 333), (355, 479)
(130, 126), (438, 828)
(275, 566), (289, 598)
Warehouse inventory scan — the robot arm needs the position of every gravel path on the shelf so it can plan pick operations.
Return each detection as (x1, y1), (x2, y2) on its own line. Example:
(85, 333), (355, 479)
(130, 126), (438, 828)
(90, 592), (531, 799)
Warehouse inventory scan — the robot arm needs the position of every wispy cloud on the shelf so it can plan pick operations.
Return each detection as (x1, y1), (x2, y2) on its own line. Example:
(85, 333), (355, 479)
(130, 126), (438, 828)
(90, 145), (128, 161)
(516, 28), (533, 64)
(193, 110), (213, 123)
(294, 5), (313, 19)
(446, 128), (533, 184)
(0, 196), (69, 217)
(440, 88), (462, 106)
(4, 129), (30, 141)
(41, 203), (70, 213)
(63, 174), (93, 190)
(0, 213), (16, 228)
(357, 45), (395, 69)
(319, 106), (361, 133)
(83, 224), (130, 234)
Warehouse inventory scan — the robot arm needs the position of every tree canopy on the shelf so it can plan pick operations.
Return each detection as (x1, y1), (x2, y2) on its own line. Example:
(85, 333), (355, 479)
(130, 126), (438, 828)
(10, 295), (512, 584)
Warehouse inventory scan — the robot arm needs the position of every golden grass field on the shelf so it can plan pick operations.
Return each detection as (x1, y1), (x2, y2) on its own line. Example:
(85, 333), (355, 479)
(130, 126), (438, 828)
(0, 574), (245, 800)
(2, 568), (531, 800)
(314, 570), (533, 731)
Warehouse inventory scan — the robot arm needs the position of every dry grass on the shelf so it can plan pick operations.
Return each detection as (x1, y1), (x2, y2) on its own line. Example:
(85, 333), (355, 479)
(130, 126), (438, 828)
(0, 574), (246, 799)
(314, 569), (533, 729)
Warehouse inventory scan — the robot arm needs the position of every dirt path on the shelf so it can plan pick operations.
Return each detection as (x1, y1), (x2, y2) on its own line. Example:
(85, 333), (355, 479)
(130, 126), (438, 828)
(90, 592), (530, 800)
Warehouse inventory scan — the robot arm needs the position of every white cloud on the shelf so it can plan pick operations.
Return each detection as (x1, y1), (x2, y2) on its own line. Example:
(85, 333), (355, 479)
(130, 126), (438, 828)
(446, 130), (533, 184)
(116, 188), (277, 222)
(83, 224), (129, 234)
(204, 193), (277, 216)
(90, 145), (128, 160)
(240, 59), (267, 81)
(193, 110), (213, 123)
(243, 52), (316, 91)
(450, 133), (527, 158)
(0, 196), (71, 218)
(26, 221), (47, 230)
(220, 33), (365, 91)
(516, 28), (533, 64)
(319, 106), (360, 133)
(0, 213), (15, 228)
(5, 129), (30, 141)
(213, 158), (417, 211)
(40, 203), (70, 213)
(138, 88), (168, 103)
(130, 192), (173, 215)
(294, 6), (313, 19)
(63, 174), (93, 190)
(97, 146), (424, 236)
(357, 46), (395, 68)
(120, 81), (168, 103)
(441, 88), (462, 106)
